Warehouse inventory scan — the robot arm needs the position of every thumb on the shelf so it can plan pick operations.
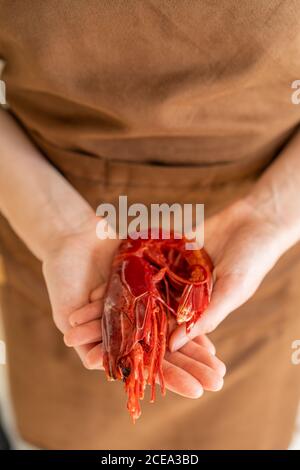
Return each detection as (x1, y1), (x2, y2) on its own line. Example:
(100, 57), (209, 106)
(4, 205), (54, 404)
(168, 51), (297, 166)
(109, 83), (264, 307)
(169, 272), (251, 352)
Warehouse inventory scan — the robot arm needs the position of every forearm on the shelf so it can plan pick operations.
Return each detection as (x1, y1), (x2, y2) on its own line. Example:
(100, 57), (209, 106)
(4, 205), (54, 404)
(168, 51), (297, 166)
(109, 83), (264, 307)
(0, 108), (94, 260)
(247, 129), (300, 255)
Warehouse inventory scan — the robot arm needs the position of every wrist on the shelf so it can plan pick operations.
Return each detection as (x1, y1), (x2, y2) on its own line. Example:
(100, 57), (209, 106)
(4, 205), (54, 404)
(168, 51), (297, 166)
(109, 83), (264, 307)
(244, 189), (300, 257)
(36, 204), (98, 262)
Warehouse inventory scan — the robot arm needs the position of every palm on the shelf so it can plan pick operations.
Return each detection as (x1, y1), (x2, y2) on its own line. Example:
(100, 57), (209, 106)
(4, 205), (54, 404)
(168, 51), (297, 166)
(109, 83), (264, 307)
(43, 230), (118, 333)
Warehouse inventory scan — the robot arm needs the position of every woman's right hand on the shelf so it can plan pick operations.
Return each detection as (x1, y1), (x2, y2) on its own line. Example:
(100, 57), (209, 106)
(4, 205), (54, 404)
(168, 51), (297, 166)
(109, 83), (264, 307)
(42, 216), (119, 365)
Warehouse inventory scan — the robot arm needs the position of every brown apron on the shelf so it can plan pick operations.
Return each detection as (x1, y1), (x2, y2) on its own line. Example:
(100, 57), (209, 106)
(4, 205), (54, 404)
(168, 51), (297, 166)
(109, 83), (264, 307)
(1, 0), (300, 449)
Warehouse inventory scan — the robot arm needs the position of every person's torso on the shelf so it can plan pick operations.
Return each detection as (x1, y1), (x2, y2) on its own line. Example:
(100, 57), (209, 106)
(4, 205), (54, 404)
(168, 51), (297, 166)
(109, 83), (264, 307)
(0, 0), (300, 166)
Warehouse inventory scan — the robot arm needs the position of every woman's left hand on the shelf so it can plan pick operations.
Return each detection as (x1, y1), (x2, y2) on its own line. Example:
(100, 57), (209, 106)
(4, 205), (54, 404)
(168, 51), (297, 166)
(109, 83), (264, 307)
(170, 198), (286, 351)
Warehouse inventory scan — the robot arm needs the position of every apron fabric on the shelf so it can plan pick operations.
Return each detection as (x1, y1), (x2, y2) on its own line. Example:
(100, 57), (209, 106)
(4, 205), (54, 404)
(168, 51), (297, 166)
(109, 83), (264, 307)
(0, 0), (300, 449)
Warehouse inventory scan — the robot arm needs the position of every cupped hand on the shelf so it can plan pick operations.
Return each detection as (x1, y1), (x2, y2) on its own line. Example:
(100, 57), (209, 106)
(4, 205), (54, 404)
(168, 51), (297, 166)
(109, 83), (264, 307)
(170, 198), (284, 351)
(64, 300), (226, 399)
(43, 216), (225, 398)
(42, 217), (119, 364)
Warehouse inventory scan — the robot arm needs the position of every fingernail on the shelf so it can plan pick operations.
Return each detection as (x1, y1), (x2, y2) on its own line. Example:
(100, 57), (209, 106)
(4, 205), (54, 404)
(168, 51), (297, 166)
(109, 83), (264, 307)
(215, 377), (224, 391)
(211, 377), (224, 392)
(194, 387), (204, 399)
(170, 335), (188, 352)
(63, 333), (72, 347)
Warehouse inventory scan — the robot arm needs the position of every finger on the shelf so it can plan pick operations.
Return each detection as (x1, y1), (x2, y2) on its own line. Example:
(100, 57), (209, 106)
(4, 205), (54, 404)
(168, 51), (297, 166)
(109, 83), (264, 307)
(74, 343), (97, 366)
(180, 341), (226, 377)
(69, 300), (103, 327)
(160, 359), (203, 399)
(84, 343), (104, 370)
(170, 274), (243, 351)
(64, 320), (102, 347)
(90, 283), (107, 302)
(165, 350), (224, 392)
(82, 344), (204, 398)
(193, 334), (216, 355)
